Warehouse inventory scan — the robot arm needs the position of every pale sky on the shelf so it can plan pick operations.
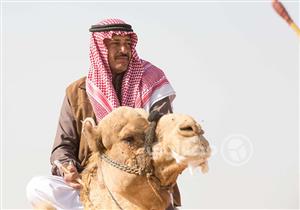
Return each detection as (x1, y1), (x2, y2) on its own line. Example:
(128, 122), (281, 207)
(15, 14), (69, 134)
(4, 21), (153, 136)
(2, 1), (299, 209)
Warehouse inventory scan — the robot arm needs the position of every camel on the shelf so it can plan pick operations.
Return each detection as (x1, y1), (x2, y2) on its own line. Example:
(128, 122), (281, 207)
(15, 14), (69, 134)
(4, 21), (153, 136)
(80, 106), (211, 210)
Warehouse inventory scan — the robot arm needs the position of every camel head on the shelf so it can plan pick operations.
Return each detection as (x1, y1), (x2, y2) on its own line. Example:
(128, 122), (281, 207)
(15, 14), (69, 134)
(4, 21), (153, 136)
(152, 113), (211, 186)
(82, 107), (152, 194)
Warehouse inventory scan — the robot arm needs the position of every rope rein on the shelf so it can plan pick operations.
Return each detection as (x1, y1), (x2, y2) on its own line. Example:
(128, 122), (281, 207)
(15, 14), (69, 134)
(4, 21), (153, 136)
(99, 162), (124, 210)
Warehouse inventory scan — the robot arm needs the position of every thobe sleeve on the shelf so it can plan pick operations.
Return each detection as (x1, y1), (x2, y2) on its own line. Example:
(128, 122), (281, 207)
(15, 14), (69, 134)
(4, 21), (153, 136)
(50, 96), (82, 176)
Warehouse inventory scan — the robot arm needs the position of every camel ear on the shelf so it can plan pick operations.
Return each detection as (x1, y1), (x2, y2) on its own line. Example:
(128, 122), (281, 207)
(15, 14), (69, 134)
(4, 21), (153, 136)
(82, 118), (104, 153)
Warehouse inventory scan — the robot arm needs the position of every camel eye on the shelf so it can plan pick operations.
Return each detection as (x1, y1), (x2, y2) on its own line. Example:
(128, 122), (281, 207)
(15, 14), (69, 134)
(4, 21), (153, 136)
(123, 136), (134, 143)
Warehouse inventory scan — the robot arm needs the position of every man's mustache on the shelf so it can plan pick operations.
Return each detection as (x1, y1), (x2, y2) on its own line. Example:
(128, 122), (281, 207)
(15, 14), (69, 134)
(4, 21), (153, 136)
(115, 53), (129, 60)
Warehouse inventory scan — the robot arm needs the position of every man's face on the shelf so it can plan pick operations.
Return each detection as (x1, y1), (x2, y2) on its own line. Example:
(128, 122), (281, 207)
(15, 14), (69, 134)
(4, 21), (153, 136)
(104, 34), (132, 75)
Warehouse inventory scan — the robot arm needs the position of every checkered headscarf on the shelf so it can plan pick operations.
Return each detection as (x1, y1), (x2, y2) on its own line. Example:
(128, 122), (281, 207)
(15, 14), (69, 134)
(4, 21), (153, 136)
(86, 18), (175, 122)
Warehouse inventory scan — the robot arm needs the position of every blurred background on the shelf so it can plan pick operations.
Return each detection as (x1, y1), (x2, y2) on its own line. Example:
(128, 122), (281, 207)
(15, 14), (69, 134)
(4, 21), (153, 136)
(2, 0), (299, 209)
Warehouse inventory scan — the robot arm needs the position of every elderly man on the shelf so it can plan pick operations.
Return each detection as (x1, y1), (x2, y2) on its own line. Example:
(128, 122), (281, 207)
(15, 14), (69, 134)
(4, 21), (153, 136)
(26, 18), (180, 209)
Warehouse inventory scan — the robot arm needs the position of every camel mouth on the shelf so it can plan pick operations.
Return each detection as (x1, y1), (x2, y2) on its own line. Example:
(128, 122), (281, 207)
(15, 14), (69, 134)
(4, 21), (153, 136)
(170, 149), (209, 174)
(180, 126), (193, 131)
(171, 149), (208, 165)
(170, 135), (211, 159)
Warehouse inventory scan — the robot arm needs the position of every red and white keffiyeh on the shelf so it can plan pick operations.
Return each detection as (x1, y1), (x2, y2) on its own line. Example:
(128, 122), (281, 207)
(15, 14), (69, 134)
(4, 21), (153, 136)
(86, 18), (175, 122)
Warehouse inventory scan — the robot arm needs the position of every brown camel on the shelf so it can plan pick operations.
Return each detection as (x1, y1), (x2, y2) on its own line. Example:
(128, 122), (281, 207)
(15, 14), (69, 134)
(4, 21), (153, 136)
(80, 106), (211, 210)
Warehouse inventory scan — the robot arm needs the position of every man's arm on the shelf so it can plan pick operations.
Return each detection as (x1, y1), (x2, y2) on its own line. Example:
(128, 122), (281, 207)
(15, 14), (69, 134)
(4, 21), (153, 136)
(50, 96), (82, 176)
(149, 97), (173, 114)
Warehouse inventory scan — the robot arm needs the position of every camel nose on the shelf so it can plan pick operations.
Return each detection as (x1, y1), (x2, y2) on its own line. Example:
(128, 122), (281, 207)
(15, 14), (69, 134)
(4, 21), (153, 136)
(178, 120), (201, 137)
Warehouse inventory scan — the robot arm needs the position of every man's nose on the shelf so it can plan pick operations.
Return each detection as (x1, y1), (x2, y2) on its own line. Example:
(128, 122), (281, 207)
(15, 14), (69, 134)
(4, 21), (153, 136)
(120, 44), (129, 53)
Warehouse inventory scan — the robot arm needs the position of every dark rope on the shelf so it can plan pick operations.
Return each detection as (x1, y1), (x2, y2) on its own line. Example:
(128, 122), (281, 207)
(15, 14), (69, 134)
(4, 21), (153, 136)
(144, 110), (163, 156)
(99, 162), (124, 210)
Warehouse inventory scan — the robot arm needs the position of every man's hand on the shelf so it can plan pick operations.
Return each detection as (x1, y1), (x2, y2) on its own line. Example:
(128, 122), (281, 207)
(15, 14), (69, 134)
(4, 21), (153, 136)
(63, 162), (82, 189)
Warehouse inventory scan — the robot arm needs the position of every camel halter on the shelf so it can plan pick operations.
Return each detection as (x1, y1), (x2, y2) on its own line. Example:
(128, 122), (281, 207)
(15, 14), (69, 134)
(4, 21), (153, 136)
(100, 152), (175, 191)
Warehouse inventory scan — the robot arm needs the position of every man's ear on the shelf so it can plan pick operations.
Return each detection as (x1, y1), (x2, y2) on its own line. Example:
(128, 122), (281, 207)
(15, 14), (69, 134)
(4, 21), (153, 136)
(82, 118), (104, 153)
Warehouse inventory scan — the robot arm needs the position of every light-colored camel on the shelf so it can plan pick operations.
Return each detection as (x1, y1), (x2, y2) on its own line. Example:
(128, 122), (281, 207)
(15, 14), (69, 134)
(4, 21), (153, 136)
(80, 106), (211, 210)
